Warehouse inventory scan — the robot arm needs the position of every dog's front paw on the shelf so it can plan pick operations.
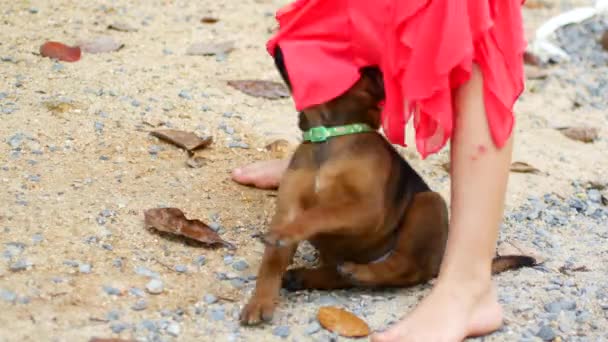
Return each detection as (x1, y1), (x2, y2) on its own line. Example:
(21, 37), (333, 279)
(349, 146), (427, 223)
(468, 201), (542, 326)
(337, 262), (373, 286)
(239, 297), (276, 326)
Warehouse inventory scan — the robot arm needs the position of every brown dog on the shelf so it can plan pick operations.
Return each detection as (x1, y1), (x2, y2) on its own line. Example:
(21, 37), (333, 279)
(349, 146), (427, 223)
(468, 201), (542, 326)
(239, 47), (535, 325)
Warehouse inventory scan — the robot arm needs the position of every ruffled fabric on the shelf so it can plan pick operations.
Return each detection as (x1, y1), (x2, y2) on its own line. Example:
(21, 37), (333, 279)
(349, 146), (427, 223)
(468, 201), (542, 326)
(267, 0), (526, 159)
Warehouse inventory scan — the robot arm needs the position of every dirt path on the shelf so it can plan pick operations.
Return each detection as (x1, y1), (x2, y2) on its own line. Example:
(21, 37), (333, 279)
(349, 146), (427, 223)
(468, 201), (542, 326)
(1, 1), (607, 341)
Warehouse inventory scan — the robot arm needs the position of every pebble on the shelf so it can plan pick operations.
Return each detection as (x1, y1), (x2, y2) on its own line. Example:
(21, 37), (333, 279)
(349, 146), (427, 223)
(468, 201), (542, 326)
(52, 62), (64, 72)
(141, 319), (158, 332)
(0, 92), (6, 100)
(31, 234), (43, 244)
(78, 263), (92, 274)
(536, 325), (556, 341)
(129, 287), (146, 297)
(178, 90), (192, 100)
(544, 299), (577, 313)
(148, 145), (161, 155)
(94, 122), (104, 133)
(103, 285), (121, 296)
(302, 254), (317, 262)
(8, 133), (25, 149)
(113, 258), (123, 268)
(228, 141), (249, 149)
(232, 260), (249, 271)
(223, 255), (234, 265)
(209, 222), (221, 232)
(273, 325), (290, 338)
(209, 306), (225, 321)
(174, 264), (187, 273)
(230, 278), (246, 288)
(304, 322), (321, 335)
(110, 322), (129, 334)
(102, 243), (113, 251)
(18, 296), (30, 304)
(166, 322), (181, 337)
(10, 259), (31, 271)
(106, 310), (121, 321)
(0, 289), (17, 303)
(146, 279), (164, 294)
(203, 294), (218, 304)
(135, 266), (160, 278)
(194, 255), (206, 266)
(587, 189), (602, 203)
(132, 299), (148, 311)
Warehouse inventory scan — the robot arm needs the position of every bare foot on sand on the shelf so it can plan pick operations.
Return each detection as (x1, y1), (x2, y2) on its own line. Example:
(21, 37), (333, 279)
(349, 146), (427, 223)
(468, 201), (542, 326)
(371, 278), (503, 342)
(231, 159), (289, 189)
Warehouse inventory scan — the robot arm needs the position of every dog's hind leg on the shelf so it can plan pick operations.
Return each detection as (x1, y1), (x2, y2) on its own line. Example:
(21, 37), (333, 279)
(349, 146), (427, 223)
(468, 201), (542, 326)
(337, 191), (449, 288)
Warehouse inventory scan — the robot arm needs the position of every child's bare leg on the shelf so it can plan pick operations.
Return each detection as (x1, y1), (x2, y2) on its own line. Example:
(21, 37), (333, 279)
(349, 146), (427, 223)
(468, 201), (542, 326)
(231, 159), (289, 189)
(372, 64), (513, 341)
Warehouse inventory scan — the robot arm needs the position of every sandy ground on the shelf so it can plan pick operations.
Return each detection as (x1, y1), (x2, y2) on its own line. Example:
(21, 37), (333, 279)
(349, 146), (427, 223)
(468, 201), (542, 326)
(1, 0), (607, 341)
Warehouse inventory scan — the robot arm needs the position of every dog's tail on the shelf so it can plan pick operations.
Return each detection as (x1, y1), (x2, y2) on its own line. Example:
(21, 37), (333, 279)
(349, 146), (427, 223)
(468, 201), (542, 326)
(491, 255), (537, 274)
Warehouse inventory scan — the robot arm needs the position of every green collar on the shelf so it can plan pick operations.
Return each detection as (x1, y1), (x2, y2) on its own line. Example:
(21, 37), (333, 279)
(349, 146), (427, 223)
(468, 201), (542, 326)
(302, 123), (375, 143)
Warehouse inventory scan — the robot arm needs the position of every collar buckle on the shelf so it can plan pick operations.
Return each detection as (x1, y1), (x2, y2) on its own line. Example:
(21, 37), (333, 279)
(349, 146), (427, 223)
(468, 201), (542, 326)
(307, 126), (329, 143)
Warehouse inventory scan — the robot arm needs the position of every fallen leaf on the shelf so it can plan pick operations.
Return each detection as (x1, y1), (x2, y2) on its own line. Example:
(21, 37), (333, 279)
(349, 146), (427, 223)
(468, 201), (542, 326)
(497, 241), (546, 265)
(78, 36), (124, 54)
(602, 30), (608, 51)
(523, 51), (541, 66)
(186, 41), (234, 56)
(43, 100), (78, 114)
(227, 80), (289, 99)
(107, 22), (138, 32)
(510, 162), (540, 174)
(144, 208), (235, 250)
(186, 156), (207, 168)
(265, 139), (291, 158)
(558, 264), (590, 275)
(39, 41), (81, 62)
(150, 129), (213, 153)
(200, 17), (219, 24)
(441, 162), (450, 172)
(556, 126), (599, 143)
(317, 306), (370, 338)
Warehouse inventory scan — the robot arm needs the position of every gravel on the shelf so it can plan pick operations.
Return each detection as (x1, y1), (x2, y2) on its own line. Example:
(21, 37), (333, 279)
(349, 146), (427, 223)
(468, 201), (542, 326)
(203, 294), (218, 304)
(174, 264), (187, 273)
(304, 322), (321, 335)
(110, 322), (130, 334)
(272, 325), (290, 338)
(103, 285), (121, 296)
(0, 289), (17, 303)
(231, 260), (249, 271)
(146, 279), (164, 294)
(536, 325), (557, 341)
(132, 299), (148, 311)
(166, 322), (181, 337)
(78, 263), (92, 274)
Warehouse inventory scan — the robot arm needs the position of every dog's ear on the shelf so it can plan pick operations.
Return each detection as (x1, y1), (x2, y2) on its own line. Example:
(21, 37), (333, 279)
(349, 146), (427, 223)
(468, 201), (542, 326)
(273, 46), (293, 91)
(359, 67), (385, 102)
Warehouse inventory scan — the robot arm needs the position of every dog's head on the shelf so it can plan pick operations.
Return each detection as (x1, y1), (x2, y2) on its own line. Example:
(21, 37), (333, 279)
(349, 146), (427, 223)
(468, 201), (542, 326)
(273, 46), (385, 131)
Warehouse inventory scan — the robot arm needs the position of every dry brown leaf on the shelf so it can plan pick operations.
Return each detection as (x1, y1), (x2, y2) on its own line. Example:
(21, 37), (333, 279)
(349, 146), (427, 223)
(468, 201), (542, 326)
(107, 22), (138, 32)
(510, 161), (540, 174)
(441, 162), (450, 173)
(227, 80), (289, 99)
(186, 41), (234, 56)
(150, 129), (213, 153)
(497, 241), (546, 264)
(523, 51), (541, 66)
(201, 17), (219, 24)
(317, 306), (370, 338)
(556, 126), (599, 143)
(602, 30), (608, 51)
(144, 208), (235, 250)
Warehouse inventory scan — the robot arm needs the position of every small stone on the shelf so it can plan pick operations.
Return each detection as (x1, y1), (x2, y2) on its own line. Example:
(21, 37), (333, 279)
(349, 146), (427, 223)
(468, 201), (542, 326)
(141, 319), (157, 332)
(228, 141), (249, 149)
(576, 310), (591, 323)
(232, 260), (249, 271)
(110, 322), (129, 334)
(230, 278), (246, 288)
(209, 307), (225, 321)
(588, 189), (602, 203)
(10, 259), (31, 271)
(106, 310), (121, 321)
(194, 255), (206, 266)
(209, 222), (221, 232)
(160, 309), (172, 317)
(544, 299), (577, 313)
(203, 294), (218, 304)
(102, 243), (113, 251)
(113, 258), (123, 268)
(178, 90), (192, 100)
(135, 266), (160, 278)
(166, 322), (181, 337)
(146, 279), (164, 294)
(273, 325), (290, 338)
(7, 133), (25, 149)
(148, 145), (161, 155)
(17, 296), (30, 304)
(302, 254), (316, 262)
(0, 289), (17, 303)
(132, 299), (148, 311)
(28, 8), (38, 14)
(536, 325), (556, 341)
(174, 265), (187, 273)
(304, 321), (321, 335)
(78, 263), (92, 273)
(103, 285), (121, 296)
(223, 255), (234, 265)
(129, 287), (145, 297)
(31, 234), (43, 244)
(94, 121), (104, 134)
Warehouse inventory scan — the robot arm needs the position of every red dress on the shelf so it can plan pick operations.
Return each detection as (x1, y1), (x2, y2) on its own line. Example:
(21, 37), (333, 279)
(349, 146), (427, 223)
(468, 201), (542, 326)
(266, 0), (526, 159)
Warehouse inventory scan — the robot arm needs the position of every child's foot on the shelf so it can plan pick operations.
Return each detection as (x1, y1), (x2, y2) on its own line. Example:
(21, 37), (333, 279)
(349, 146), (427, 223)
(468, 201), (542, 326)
(371, 277), (503, 342)
(231, 159), (289, 189)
